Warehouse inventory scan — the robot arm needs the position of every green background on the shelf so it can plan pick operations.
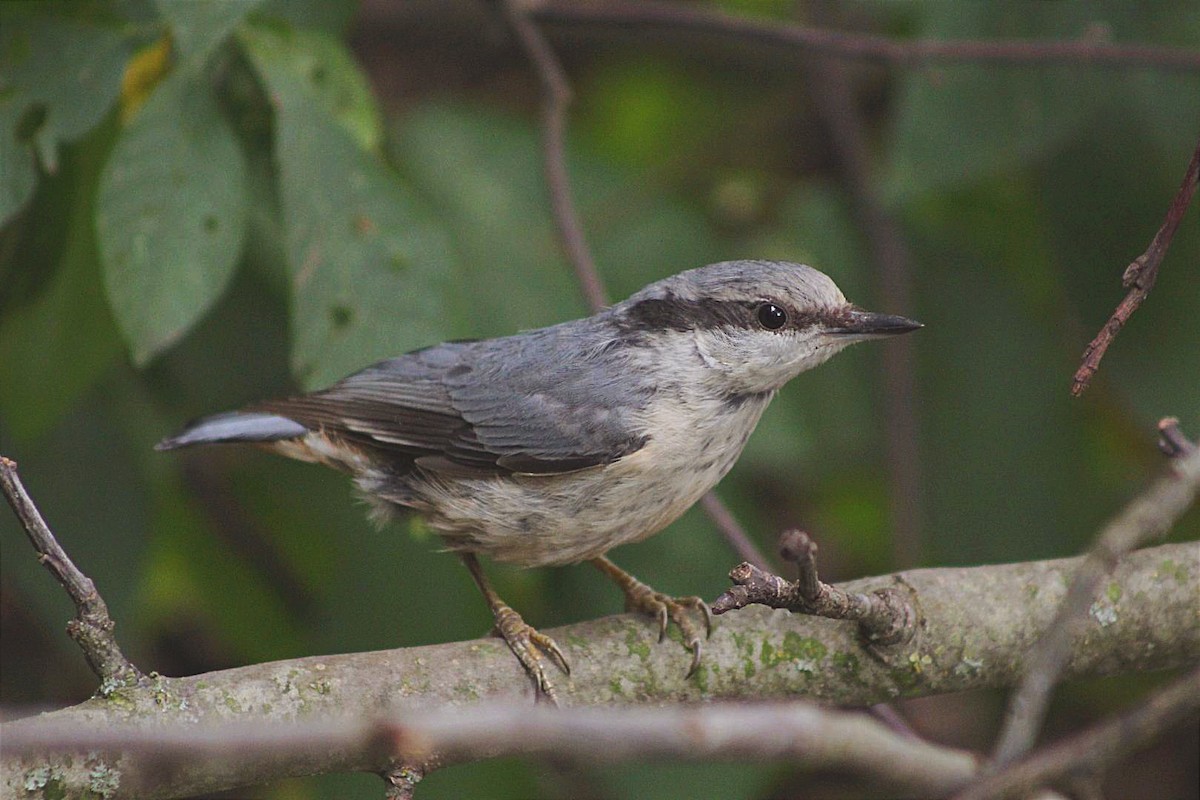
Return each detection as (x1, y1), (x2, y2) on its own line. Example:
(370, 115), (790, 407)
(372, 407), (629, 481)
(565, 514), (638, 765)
(2, 1), (1197, 798)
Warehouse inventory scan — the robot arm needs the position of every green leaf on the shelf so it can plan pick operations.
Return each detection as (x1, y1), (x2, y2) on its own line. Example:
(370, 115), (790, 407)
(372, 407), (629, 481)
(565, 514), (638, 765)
(97, 68), (248, 365)
(0, 8), (131, 223)
(153, 0), (260, 65)
(238, 24), (383, 153)
(241, 24), (456, 388)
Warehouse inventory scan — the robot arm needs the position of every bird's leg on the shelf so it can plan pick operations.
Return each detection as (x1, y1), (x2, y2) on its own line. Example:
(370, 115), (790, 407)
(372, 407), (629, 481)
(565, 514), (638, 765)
(459, 553), (569, 704)
(589, 556), (713, 677)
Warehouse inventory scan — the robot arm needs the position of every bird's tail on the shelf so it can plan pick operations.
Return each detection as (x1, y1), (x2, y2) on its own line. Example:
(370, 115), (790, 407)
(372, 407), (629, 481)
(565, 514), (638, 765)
(155, 411), (309, 451)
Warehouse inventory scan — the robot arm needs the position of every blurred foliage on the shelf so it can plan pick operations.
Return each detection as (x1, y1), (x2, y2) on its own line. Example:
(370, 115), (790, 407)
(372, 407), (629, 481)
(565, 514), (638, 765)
(1, 1), (1198, 798)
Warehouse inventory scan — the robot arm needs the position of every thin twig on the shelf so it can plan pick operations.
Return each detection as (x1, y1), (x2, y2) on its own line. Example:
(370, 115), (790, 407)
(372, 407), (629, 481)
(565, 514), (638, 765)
(183, 458), (315, 619)
(501, 0), (772, 571)
(712, 529), (917, 646)
(959, 666), (1200, 800)
(1072, 136), (1200, 396)
(0, 456), (142, 688)
(500, 0), (607, 312)
(699, 492), (773, 571)
(991, 426), (1200, 765)
(804, 45), (924, 569)
(528, 0), (1200, 72)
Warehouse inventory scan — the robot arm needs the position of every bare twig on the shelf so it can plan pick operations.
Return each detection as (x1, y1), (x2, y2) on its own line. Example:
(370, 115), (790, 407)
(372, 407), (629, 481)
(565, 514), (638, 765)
(712, 529), (917, 646)
(183, 458), (315, 619)
(959, 666), (1200, 800)
(0, 456), (142, 688)
(699, 492), (773, 571)
(991, 430), (1200, 765)
(1072, 136), (1200, 396)
(4, 701), (979, 796)
(500, 0), (607, 312)
(528, 0), (1200, 72)
(804, 43), (924, 569)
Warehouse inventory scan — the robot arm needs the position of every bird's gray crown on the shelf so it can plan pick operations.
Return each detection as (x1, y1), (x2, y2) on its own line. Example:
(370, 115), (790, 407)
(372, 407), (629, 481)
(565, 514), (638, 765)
(615, 260), (849, 333)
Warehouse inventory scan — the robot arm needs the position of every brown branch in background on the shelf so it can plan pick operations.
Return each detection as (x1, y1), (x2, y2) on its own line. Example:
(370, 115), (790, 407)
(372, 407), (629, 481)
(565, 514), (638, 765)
(991, 421), (1200, 765)
(500, 0), (607, 312)
(699, 492), (773, 572)
(805, 42), (924, 569)
(182, 458), (316, 620)
(500, 0), (772, 571)
(0, 456), (142, 688)
(958, 666), (1200, 800)
(529, 0), (1200, 72)
(1071, 136), (1200, 396)
(712, 529), (916, 646)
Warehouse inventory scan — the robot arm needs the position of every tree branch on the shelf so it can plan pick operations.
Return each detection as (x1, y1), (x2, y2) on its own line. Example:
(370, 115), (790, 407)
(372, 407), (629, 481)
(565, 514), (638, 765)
(1071, 136), (1200, 396)
(500, 0), (608, 313)
(4, 541), (1196, 797)
(0, 456), (143, 690)
(527, 0), (1200, 72)
(992, 431), (1200, 764)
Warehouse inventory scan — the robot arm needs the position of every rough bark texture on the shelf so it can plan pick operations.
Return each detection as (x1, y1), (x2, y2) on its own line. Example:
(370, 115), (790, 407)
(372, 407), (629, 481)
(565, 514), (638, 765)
(3, 541), (1197, 799)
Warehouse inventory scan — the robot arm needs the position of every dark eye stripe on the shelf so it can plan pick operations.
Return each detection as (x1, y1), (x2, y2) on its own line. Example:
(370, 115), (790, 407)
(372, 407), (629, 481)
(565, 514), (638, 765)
(620, 294), (838, 334)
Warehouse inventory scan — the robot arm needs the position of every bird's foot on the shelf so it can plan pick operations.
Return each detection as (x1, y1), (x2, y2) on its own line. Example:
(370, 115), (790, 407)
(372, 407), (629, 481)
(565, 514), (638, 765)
(461, 552), (569, 704)
(492, 602), (570, 705)
(591, 557), (713, 677)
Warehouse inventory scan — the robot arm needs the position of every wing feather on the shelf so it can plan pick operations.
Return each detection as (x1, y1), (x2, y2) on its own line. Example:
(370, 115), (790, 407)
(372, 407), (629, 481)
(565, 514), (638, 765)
(254, 332), (649, 476)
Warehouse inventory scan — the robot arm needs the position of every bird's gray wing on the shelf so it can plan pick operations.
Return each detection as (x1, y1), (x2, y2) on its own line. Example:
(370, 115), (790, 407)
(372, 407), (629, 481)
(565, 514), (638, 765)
(255, 332), (649, 476)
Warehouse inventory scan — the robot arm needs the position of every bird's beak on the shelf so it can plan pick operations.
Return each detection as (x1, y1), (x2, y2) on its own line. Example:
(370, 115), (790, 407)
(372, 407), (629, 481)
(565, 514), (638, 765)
(826, 309), (923, 339)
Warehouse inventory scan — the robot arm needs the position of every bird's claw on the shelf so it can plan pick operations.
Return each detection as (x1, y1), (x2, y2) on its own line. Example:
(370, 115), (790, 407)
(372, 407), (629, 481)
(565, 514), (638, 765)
(494, 605), (570, 705)
(623, 588), (713, 678)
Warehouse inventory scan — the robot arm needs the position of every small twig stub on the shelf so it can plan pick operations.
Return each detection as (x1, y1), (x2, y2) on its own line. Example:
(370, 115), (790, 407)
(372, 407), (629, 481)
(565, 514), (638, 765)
(712, 529), (918, 646)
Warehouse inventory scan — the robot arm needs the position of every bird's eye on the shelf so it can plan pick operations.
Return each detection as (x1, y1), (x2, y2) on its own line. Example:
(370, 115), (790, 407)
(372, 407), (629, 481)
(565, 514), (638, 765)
(756, 302), (788, 330)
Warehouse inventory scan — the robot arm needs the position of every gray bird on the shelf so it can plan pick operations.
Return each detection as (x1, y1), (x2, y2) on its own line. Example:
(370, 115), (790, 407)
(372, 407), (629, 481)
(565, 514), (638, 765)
(157, 259), (921, 700)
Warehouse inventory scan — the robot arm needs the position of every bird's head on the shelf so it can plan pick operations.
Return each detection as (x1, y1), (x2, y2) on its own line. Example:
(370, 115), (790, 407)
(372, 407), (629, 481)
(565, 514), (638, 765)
(616, 260), (921, 396)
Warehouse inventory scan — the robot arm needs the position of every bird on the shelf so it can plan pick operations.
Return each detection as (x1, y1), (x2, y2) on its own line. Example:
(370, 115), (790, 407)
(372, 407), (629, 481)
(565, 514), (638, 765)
(157, 259), (921, 701)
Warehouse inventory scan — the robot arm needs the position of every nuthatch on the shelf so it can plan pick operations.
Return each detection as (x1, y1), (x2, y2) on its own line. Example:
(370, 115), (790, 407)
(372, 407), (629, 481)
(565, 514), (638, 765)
(158, 260), (921, 700)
